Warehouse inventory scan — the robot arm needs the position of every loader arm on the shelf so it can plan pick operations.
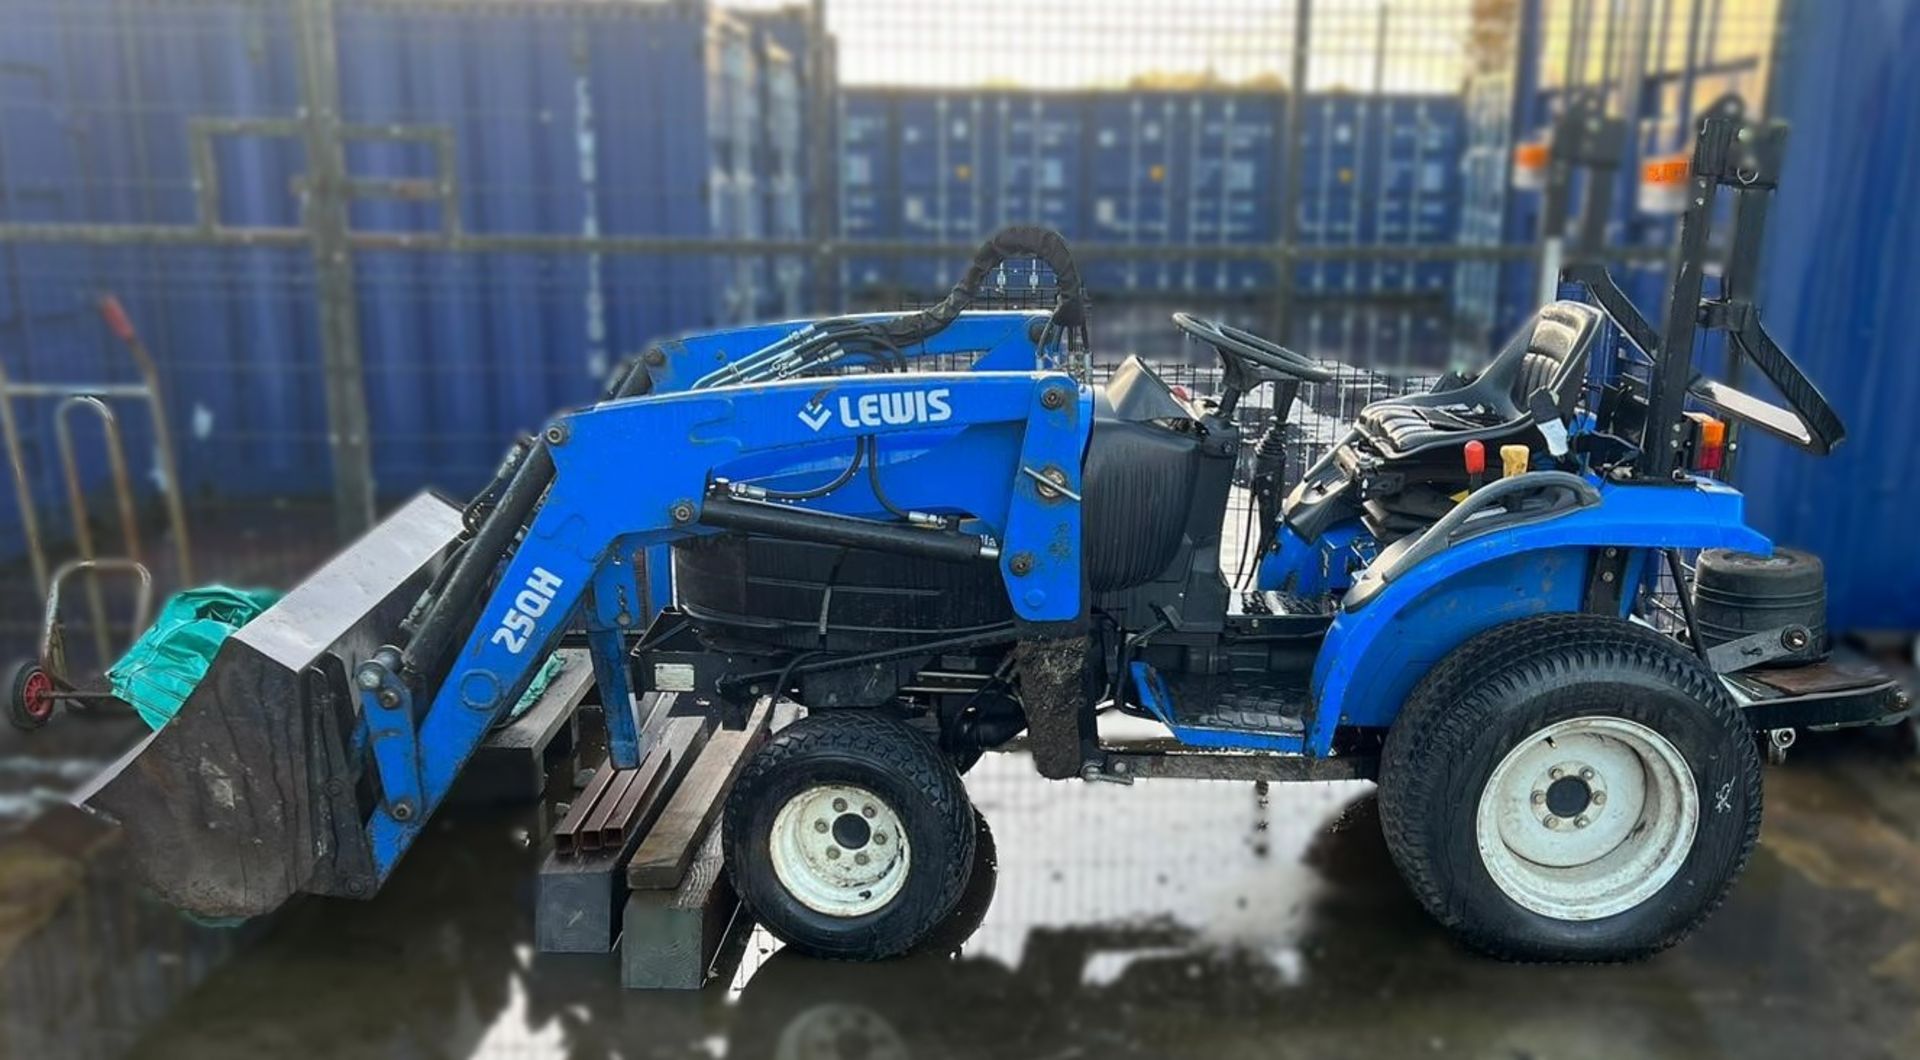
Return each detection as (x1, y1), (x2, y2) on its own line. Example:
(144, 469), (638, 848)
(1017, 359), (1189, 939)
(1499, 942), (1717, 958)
(605, 310), (1072, 640)
(85, 370), (1089, 918)
(642, 310), (1065, 393)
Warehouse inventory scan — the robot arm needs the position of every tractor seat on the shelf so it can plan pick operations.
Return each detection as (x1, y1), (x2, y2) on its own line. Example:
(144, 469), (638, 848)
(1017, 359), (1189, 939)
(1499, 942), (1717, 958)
(1354, 301), (1602, 460)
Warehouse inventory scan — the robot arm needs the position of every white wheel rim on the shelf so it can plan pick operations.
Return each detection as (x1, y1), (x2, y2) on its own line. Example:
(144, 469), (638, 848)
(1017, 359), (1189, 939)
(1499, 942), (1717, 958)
(770, 784), (912, 917)
(1474, 716), (1699, 921)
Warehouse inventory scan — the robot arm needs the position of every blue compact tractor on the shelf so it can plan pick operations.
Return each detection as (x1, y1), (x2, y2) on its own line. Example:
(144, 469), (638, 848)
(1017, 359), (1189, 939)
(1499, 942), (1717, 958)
(60, 104), (1905, 965)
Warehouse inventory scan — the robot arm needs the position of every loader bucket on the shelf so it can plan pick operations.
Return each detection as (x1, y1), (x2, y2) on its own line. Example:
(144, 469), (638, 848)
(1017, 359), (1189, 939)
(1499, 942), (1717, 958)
(74, 493), (466, 920)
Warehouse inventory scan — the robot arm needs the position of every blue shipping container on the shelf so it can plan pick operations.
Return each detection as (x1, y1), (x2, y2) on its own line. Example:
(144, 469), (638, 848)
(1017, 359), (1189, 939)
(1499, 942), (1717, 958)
(0, 0), (796, 520)
(1739, 0), (1920, 632)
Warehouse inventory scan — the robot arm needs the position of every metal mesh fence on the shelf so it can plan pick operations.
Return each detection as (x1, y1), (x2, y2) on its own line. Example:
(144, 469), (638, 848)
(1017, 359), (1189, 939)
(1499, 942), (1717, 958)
(0, 0), (1781, 671)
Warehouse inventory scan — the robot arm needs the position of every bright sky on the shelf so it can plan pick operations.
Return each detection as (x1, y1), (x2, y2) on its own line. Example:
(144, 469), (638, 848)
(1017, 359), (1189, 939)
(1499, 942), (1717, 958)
(723, 0), (1487, 93)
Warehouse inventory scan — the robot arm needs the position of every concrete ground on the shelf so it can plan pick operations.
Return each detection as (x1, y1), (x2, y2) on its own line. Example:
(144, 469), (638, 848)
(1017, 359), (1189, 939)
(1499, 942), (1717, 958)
(7, 722), (1897, 1060)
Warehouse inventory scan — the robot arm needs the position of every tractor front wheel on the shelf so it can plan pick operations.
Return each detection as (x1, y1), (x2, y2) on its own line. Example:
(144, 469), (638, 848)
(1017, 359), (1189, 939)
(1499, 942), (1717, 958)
(1379, 614), (1763, 961)
(725, 710), (976, 960)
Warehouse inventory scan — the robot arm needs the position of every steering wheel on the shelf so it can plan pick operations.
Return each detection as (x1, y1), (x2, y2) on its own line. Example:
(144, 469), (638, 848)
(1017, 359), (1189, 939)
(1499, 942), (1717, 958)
(1172, 312), (1334, 384)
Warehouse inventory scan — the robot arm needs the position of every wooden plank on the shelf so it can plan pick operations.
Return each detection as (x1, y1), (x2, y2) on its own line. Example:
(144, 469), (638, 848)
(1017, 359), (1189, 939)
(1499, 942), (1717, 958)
(535, 707), (714, 954)
(495, 650), (594, 751)
(627, 699), (772, 891)
(620, 820), (739, 990)
(452, 649), (595, 807)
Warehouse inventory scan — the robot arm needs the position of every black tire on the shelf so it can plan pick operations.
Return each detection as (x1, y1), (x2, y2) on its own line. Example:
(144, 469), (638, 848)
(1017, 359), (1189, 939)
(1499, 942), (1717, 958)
(7, 659), (55, 731)
(918, 813), (998, 954)
(1378, 613), (1763, 962)
(1692, 547), (1827, 665)
(725, 710), (976, 960)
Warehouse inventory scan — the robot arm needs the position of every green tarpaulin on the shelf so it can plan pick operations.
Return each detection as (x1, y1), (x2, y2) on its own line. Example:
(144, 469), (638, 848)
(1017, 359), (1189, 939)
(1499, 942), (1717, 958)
(109, 586), (282, 731)
(109, 585), (566, 732)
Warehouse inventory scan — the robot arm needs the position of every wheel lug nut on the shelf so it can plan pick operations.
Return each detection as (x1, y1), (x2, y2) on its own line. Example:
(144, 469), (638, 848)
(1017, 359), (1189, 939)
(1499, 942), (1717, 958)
(832, 798), (847, 812)
(874, 832), (887, 844)
(1544, 817), (1561, 830)
(855, 853), (869, 866)
(1549, 767), (1564, 780)
(1531, 790), (1546, 805)
(1575, 815), (1590, 828)
(862, 805), (876, 819)
(1592, 791), (1607, 806)
(825, 847), (840, 860)
(814, 820), (828, 833)
(1580, 767), (1595, 781)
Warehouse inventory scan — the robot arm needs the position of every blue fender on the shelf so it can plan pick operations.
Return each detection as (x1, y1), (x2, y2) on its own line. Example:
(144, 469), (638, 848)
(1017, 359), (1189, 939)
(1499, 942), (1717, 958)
(1304, 478), (1770, 755)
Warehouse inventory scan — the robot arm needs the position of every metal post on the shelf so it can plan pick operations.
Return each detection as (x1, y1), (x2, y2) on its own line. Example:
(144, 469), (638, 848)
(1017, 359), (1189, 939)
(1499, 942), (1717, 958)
(293, 0), (376, 538)
(1640, 109), (1736, 479)
(805, 0), (839, 313)
(0, 368), (48, 595)
(1268, 0), (1312, 343)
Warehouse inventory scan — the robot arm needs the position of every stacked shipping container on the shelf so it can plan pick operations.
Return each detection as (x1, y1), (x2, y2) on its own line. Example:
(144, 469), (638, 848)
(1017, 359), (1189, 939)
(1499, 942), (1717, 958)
(1454, 0), (1777, 342)
(0, 0), (807, 526)
(1294, 92), (1465, 366)
(837, 87), (1465, 364)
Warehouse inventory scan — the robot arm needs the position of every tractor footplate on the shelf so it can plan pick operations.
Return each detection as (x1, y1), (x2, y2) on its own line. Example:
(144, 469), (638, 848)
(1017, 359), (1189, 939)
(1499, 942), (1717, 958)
(1130, 664), (1311, 752)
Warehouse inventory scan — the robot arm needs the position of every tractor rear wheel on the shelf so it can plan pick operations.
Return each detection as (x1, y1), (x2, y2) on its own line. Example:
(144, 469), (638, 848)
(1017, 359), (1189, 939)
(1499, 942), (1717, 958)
(1378, 614), (1762, 961)
(725, 710), (976, 960)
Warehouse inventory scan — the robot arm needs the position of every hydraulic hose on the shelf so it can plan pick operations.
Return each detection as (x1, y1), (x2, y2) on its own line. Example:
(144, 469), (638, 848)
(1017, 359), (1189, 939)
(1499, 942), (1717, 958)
(401, 370), (652, 681)
(872, 225), (1087, 345)
(399, 441), (555, 681)
(700, 494), (995, 564)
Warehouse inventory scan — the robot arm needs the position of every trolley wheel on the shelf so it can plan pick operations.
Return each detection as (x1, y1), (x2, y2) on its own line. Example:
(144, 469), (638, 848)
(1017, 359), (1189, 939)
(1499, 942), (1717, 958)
(725, 710), (976, 960)
(7, 659), (57, 731)
(1379, 613), (1763, 962)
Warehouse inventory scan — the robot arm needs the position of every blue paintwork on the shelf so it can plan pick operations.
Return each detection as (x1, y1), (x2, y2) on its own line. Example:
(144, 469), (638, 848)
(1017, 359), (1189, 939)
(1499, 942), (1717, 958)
(364, 369), (1087, 874)
(585, 626), (640, 766)
(360, 675), (423, 821)
(1303, 478), (1770, 755)
(629, 309), (1062, 616)
(0, 0), (807, 510)
(1257, 522), (1368, 596)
